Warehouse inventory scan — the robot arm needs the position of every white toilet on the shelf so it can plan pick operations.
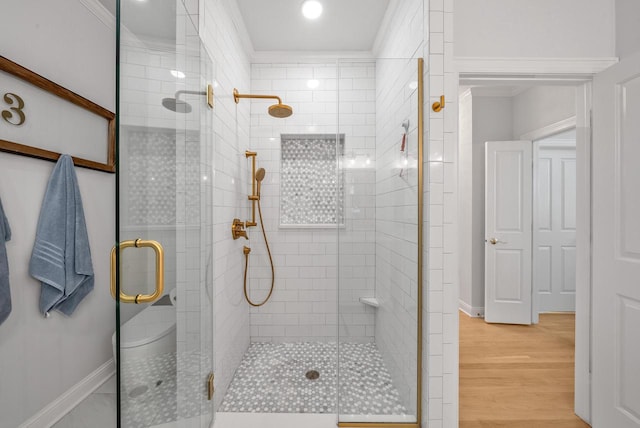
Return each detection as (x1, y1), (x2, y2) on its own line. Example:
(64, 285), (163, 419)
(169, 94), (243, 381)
(112, 288), (177, 361)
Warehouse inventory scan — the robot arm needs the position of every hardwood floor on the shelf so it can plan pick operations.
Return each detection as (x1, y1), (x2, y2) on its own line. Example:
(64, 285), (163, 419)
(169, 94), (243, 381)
(459, 312), (590, 428)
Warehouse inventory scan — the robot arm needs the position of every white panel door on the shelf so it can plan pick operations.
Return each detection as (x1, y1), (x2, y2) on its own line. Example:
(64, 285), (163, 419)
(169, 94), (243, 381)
(485, 141), (532, 325)
(592, 51), (640, 427)
(534, 146), (577, 312)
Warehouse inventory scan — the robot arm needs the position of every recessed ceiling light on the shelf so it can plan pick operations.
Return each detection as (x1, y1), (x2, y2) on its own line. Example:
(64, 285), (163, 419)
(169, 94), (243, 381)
(307, 79), (320, 89)
(170, 69), (186, 79)
(301, 0), (323, 20)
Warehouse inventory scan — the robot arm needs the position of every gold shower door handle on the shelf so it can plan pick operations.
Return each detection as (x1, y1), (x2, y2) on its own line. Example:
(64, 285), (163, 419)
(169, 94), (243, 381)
(110, 239), (165, 304)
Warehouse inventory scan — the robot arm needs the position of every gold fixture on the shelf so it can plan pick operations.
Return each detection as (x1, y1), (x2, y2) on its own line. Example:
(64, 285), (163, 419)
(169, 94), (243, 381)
(207, 372), (214, 400)
(231, 218), (248, 240)
(489, 238), (498, 245)
(338, 58), (424, 428)
(432, 94), (445, 112)
(241, 155), (276, 307)
(245, 150), (258, 227)
(110, 239), (164, 304)
(416, 57), (424, 428)
(233, 88), (293, 118)
(207, 84), (214, 109)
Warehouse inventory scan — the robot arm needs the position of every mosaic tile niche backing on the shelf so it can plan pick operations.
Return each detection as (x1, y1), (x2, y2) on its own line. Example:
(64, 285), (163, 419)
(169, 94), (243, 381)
(280, 134), (344, 226)
(125, 128), (200, 226)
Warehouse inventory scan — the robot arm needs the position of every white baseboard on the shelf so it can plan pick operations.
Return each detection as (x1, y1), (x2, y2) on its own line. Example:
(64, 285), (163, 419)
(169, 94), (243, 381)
(19, 359), (115, 428)
(459, 300), (484, 318)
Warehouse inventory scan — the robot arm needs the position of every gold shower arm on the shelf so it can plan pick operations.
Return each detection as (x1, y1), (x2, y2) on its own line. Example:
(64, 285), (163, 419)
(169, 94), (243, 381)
(234, 89), (282, 105)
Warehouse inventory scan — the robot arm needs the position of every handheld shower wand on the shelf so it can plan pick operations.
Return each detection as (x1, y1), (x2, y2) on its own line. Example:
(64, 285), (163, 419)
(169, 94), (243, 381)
(243, 161), (275, 307)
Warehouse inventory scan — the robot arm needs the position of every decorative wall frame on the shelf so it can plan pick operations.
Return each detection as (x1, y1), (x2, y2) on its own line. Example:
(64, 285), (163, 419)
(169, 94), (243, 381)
(0, 56), (115, 173)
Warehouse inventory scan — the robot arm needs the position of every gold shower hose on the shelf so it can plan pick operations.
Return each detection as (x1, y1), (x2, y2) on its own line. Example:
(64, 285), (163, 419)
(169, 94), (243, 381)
(243, 197), (275, 307)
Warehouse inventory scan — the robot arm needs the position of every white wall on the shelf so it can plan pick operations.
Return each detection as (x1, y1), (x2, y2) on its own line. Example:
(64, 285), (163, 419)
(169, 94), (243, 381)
(374, 0), (425, 416)
(453, 0), (615, 58)
(246, 61), (376, 344)
(426, 0), (459, 424)
(0, 1), (115, 426)
(458, 92), (513, 314)
(200, 0), (252, 410)
(512, 86), (577, 138)
(615, 0), (640, 59)
(374, 57), (421, 414)
(458, 91), (473, 314)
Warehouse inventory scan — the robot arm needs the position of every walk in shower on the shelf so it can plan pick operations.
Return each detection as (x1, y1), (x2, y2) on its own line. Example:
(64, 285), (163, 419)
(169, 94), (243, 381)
(214, 58), (424, 426)
(115, 1), (424, 428)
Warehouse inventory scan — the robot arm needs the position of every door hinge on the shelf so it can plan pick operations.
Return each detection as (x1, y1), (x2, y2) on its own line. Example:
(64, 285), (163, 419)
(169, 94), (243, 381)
(207, 372), (215, 401)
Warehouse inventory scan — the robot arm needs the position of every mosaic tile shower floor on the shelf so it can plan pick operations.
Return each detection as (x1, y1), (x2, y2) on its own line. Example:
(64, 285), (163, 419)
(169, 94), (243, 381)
(120, 351), (209, 427)
(219, 342), (409, 416)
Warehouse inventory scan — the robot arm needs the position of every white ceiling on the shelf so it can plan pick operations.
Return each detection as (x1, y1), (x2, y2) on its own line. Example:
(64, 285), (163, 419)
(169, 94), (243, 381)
(98, 0), (177, 43)
(235, 0), (391, 52)
(97, 0), (391, 52)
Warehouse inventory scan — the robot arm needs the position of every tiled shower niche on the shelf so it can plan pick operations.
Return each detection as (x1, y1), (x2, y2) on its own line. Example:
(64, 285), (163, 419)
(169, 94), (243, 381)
(280, 134), (344, 227)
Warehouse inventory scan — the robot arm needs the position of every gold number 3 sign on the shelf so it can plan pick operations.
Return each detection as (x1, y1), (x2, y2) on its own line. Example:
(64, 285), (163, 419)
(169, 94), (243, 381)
(2, 92), (26, 126)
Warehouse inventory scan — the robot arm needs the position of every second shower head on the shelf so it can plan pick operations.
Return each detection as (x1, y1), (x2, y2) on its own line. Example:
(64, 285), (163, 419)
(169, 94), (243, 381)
(234, 89), (293, 118)
(256, 167), (266, 197)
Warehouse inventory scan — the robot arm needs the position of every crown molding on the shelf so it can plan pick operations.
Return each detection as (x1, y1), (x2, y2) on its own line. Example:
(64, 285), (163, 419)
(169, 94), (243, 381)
(250, 51), (375, 64)
(78, 0), (115, 31)
(455, 57), (618, 76)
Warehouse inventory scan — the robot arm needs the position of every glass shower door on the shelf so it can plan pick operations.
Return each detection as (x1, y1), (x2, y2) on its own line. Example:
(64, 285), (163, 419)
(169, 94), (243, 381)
(337, 57), (423, 426)
(116, 1), (214, 427)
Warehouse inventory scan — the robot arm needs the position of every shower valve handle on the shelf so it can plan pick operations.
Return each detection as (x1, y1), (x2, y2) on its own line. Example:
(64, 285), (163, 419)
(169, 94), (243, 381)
(232, 218), (248, 240)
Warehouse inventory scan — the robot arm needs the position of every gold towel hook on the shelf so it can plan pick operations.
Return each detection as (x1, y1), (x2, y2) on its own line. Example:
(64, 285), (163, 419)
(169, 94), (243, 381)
(432, 95), (445, 112)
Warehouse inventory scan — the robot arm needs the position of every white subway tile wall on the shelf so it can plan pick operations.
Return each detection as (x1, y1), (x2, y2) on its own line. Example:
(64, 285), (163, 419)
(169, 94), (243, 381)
(374, 57), (421, 416)
(201, 0), (252, 411)
(247, 62), (377, 344)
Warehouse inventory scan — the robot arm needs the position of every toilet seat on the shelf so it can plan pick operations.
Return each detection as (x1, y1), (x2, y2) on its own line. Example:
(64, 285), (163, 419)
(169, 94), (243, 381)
(119, 305), (176, 349)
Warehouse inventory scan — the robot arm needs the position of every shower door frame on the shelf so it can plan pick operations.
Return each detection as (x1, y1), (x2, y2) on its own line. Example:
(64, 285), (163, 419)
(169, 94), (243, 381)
(337, 57), (424, 428)
(114, 0), (215, 426)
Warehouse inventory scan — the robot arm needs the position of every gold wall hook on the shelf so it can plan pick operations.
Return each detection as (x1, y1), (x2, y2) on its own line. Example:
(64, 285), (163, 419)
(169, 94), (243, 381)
(432, 95), (445, 112)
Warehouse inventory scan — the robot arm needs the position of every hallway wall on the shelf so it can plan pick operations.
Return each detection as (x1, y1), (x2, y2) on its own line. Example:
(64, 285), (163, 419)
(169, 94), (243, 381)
(453, 0), (615, 58)
(0, 1), (116, 426)
(457, 86), (577, 316)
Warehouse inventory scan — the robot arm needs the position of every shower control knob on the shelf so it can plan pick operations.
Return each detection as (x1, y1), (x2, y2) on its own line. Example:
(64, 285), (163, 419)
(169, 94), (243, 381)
(232, 218), (248, 240)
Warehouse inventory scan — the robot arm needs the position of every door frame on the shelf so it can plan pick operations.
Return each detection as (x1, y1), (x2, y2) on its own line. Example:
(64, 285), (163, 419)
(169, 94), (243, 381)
(457, 72), (593, 423)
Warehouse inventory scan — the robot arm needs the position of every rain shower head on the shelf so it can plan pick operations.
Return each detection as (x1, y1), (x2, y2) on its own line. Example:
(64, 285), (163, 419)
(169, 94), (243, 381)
(162, 87), (213, 113)
(234, 88), (293, 118)
(162, 97), (192, 113)
(268, 103), (293, 118)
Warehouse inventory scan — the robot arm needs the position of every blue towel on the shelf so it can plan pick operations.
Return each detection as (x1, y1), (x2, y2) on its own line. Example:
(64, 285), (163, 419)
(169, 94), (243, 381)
(30, 155), (94, 316)
(0, 195), (12, 325)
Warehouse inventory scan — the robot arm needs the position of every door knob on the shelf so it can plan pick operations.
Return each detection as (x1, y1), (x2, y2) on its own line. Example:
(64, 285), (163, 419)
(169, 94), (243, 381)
(486, 238), (508, 245)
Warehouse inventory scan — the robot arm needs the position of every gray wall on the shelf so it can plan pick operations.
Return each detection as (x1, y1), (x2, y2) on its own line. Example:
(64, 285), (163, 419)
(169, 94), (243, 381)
(615, 0), (640, 59)
(454, 0), (615, 58)
(0, 1), (115, 426)
(457, 86), (577, 315)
